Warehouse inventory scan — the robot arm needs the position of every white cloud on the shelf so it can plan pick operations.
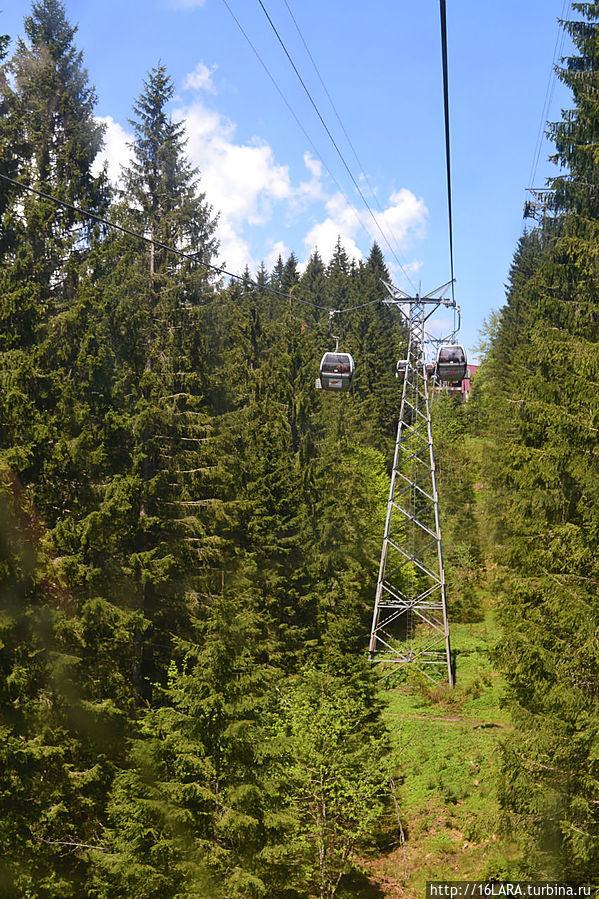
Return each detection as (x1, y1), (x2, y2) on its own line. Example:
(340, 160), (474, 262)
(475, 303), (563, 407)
(376, 188), (428, 247)
(91, 99), (293, 275)
(304, 217), (363, 265)
(325, 191), (361, 231)
(92, 93), (428, 283)
(182, 62), (217, 94)
(264, 240), (290, 271)
(174, 97), (295, 271)
(302, 189), (365, 263)
(303, 152), (322, 180)
(92, 116), (134, 186)
(217, 219), (254, 274)
(290, 153), (326, 213)
(302, 186), (428, 269)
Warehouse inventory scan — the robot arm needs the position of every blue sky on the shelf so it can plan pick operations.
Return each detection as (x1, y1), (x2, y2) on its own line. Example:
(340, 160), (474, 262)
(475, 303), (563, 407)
(2, 0), (574, 357)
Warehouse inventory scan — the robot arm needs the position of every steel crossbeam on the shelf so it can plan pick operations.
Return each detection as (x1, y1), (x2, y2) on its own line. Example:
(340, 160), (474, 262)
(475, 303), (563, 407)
(369, 284), (454, 687)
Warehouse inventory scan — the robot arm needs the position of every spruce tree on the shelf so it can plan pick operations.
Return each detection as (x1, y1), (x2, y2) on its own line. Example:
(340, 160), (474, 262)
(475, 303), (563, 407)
(0, 0), (106, 487)
(80, 63), (221, 700)
(91, 598), (294, 899)
(478, 3), (599, 877)
(0, 6), (123, 894)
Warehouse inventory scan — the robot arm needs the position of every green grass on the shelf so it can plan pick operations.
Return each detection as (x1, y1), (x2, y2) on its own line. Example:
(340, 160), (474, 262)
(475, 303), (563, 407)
(366, 607), (521, 896)
(361, 430), (522, 894)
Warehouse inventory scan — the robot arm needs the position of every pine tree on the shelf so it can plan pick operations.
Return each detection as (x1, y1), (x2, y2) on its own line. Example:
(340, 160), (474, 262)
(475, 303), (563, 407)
(75, 63), (223, 700)
(124, 62), (218, 264)
(0, 464), (126, 898)
(0, 7), (127, 894)
(478, 4), (599, 877)
(0, 0), (107, 487)
(91, 598), (294, 899)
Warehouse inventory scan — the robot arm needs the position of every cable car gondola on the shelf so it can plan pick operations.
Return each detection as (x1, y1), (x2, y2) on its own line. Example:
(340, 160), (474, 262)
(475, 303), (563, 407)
(318, 351), (355, 391)
(316, 309), (355, 391)
(435, 344), (467, 383)
(396, 360), (436, 382)
(396, 359), (409, 380)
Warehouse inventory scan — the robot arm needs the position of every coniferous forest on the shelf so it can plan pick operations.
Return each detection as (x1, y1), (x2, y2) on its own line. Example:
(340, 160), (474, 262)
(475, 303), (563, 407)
(0, 2), (598, 897)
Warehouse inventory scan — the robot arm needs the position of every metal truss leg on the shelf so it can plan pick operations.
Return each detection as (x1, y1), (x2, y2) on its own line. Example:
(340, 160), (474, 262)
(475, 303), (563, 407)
(369, 293), (454, 687)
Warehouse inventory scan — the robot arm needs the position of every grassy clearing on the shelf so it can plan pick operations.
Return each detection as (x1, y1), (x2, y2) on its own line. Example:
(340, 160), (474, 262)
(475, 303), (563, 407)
(364, 609), (521, 896)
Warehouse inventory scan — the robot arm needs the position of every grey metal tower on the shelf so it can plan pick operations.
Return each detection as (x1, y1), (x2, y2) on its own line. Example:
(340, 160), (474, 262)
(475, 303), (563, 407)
(368, 281), (456, 687)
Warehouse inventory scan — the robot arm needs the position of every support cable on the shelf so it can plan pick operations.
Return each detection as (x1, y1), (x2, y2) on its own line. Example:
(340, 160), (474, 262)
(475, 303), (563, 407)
(219, 0), (353, 220)
(528, 0), (571, 189)
(221, 0), (406, 285)
(257, 0), (418, 291)
(0, 171), (326, 308)
(439, 0), (455, 305)
(281, 0), (409, 267)
(0, 171), (380, 315)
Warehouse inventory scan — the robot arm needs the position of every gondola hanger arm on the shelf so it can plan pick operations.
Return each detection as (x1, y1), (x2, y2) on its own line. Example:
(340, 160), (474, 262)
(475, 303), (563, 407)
(328, 309), (341, 352)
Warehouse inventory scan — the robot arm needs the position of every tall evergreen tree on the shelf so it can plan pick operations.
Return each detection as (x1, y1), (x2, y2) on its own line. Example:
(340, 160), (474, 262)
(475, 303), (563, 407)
(91, 599), (294, 899)
(0, 0), (106, 484)
(81, 62), (221, 699)
(0, 7), (123, 895)
(478, 4), (599, 877)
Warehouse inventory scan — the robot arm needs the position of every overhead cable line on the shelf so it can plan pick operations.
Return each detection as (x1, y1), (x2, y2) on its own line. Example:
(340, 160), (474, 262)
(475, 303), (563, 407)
(221, 0), (414, 291)
(218, 0), (371, 255)
(439, 0), (455, 306)
(281, 0), (408, 266)
(528, 0), (571, 189)
(0, 171), (379, 315)
(256, 0), (418, 291)
(0, 171), (323, 309)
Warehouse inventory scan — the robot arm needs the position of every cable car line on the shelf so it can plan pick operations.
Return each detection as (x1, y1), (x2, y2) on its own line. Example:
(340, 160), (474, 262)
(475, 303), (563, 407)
(221, 0), (414, 292)
(256, 0), (418, 291)
(218, 0), (349, 207)
(528, 0), (571, 191)
(280, 0), (408, 268)
(219, 0), (388, 276)
(281, 0), (366, 176)
(0, 171), (383, 318)
(439, 0), (455, 306)
(224, 0), (416, 290)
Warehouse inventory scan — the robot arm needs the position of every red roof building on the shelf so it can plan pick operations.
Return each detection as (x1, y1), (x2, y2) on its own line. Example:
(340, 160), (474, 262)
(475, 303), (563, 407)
(462, 363), (479, 400)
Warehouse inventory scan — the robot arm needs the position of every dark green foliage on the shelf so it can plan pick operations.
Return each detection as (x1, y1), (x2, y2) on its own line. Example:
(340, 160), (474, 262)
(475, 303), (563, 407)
(70, 62), (222, 702)
(123, 62), (218, 264)
(0, 466), (126, 898)
(91, 599), (290, 899)
(473, 4), (599, 878)
(279, 668), (391, 899)
(0, 4), (412, 895)
(432, 395), (484, 623)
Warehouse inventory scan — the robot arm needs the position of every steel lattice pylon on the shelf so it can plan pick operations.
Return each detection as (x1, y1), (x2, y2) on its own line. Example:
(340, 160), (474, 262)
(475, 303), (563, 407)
(369, 283), (455, 687)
